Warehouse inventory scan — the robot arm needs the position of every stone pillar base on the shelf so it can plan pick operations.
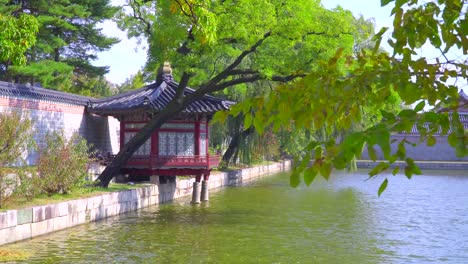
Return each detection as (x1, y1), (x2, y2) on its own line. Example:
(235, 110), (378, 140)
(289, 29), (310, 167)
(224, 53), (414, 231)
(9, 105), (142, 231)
(201, 180), (209, 201)
(150, 175), (159, 184)
(191, 182), (201, 204)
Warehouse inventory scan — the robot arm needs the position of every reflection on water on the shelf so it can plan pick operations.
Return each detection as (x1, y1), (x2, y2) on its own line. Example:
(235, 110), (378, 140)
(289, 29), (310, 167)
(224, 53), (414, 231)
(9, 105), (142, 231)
(3, 170), (468, 263)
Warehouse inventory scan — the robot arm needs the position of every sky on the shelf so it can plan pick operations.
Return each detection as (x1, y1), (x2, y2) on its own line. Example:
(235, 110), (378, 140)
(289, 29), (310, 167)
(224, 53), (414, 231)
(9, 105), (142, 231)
(92, 1), (394, 85)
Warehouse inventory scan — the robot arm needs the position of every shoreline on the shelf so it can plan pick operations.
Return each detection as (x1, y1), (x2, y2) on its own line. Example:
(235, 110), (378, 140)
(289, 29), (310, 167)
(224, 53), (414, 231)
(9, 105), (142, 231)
(356, 160), (468, 170)
(0, 161), (291, 246)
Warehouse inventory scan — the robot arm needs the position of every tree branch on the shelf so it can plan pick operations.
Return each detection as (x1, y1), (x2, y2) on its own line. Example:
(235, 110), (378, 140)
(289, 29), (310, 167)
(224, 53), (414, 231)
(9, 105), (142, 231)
(203, 31), (272, 87)
(192, 72), (306, 103)
(271, 73), (306, 82)
(129, 0), (152, 37)
(175, 72), (191, 101)
(227, 69), (259, 76)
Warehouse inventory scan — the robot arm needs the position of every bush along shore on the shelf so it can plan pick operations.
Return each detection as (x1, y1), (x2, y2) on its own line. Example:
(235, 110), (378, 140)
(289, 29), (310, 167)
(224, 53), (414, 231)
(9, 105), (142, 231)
(0, 160), (291, 246)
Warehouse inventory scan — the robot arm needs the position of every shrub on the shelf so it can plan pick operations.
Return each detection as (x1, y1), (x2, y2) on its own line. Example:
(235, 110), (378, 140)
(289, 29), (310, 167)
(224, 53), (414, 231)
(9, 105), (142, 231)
(14, 168), (40, 201)
(0, 111), (34, 208)
(37, 132), (92, 195)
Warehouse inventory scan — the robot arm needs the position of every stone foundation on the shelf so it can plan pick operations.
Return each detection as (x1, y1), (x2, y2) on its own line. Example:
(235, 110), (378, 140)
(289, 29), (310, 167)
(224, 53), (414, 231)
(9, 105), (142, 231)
(0, 160), (291, 246)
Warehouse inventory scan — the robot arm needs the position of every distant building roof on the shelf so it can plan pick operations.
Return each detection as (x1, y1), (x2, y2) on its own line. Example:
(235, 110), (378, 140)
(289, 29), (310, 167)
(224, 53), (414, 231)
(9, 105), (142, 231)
(87, 74), (234, 116)
(0, 81), (90, 106)
(459, 89), (468, 112)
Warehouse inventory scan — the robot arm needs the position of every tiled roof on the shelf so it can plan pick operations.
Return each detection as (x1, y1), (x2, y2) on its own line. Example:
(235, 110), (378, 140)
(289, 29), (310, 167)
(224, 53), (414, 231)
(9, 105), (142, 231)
(88, 74), (234, 115)
(0, 81), (91, 105)
(460, 89), (468, 101)
(459, 89), (468, 112)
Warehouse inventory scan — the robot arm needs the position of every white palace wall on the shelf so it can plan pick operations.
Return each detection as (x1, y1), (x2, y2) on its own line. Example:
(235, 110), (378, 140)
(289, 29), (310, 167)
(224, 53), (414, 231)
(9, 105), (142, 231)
(0, 82), (120, 165)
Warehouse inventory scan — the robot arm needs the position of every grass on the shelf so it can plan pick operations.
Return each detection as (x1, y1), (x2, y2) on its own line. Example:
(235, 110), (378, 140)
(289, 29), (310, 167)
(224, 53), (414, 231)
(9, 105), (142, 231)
(0, 183), (147, 212)
(0, 249), (30, 262)
(0, 166), (36, 174)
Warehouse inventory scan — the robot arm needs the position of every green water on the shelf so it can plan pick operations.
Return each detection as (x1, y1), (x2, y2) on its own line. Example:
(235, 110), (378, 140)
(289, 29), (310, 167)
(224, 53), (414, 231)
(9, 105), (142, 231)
(3, 170), (468, 263)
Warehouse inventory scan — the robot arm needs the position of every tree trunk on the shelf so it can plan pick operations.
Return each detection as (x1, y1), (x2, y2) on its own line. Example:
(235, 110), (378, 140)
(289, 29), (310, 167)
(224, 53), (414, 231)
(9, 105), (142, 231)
(95, 101), (184, 187)
(222, 126), (254, 167)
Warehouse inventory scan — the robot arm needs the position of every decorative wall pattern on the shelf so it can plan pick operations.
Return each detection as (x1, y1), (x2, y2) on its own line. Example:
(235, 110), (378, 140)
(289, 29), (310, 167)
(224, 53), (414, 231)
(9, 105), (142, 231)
(159, 132), (194, 156)
(200, 123), (207, 131)
(161, 123), (195, 130)
(159, 133), (167, 156)
(125, 132), (151, 155)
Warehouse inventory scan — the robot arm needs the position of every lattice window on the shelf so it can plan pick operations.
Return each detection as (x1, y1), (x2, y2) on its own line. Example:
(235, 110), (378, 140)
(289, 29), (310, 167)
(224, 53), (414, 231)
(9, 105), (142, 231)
(124, 123), (145, 129)
(159, 132), (167, 156)
(124, 132), (151, 155)
(159, 132), (194, 156)
(160, 123), (195, 130)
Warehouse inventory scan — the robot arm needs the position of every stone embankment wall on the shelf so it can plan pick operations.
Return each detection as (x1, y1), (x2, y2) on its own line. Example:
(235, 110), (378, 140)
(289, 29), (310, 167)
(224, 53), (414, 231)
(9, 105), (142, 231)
(357, 160), (468, 170)
(0, 161), (291, 246)
(360, 134), (468, 162)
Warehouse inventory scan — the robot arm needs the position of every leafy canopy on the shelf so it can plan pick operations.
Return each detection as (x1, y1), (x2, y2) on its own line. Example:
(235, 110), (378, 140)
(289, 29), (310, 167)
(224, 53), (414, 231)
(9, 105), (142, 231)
(95, 0), (370, 187)
(0, 10), (38, 66)
(221, 0), (467, 192)
(118, 0), (363, 84)
(0, 0), (119, 95)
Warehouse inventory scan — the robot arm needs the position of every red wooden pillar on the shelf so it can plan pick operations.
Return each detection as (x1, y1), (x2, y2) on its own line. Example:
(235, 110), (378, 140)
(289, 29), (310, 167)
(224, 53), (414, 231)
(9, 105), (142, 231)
(119, 120), (125, 151)
(151, 128), (160, 168)
(195, 174), (202, 183)
(203, 173), (210, 181)
(194, 121), (200, 156)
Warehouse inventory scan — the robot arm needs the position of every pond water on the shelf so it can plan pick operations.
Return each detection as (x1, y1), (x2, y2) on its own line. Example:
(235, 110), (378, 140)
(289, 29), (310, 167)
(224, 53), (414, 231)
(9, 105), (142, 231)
(3, 170), (468, 263)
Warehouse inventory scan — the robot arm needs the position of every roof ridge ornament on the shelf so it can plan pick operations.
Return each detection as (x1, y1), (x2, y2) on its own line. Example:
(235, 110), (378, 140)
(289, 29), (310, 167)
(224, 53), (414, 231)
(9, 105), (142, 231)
(156, 61), (173, 85)
(162, 61), (172, 75)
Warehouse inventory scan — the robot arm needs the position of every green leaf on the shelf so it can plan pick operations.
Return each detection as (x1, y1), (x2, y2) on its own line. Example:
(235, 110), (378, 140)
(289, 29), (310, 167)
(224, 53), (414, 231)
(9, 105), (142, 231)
(396, 141), (406, 159)
(319, 162), (332, 180)
(380, 110), (395, 121)
(448, 132), (458, 147)
(398, 109), (417, 119)
(375, 129), (391, 159)
(378, 178), (388, 197)
(212, 111), (228, 124)
(427, 135), (436, 146)
(381, 0), (394, 7)
(244, 113), (253, 129)
(369, 162), (389, 177)
(253, 114), (265, 135)
(314, 146), (323, 160)
(372, 27), (388, 52)
(368, 146), (377, 161)
(414, 101), (425, 112)
(404, 166), (413, 179)
(303, 166), (318, 186)
(290, 170), (301, 187)
(392, 167), (400, 175)
(298, 152), (311, 171)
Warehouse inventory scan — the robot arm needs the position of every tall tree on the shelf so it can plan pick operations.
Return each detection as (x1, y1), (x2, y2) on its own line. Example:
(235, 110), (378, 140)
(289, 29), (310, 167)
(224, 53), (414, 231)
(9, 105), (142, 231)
(0, 1), (38, 69)
(117, 70), (146, 93)
(224, 0), (467, 192)
(95, 0), (363, 187)
(0, 0), (119, 94)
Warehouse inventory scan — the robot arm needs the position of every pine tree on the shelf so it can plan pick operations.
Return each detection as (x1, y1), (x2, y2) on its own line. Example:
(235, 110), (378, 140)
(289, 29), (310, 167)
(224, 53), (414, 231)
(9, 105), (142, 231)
(0, 0), (119, 94)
